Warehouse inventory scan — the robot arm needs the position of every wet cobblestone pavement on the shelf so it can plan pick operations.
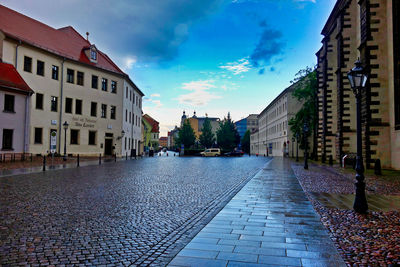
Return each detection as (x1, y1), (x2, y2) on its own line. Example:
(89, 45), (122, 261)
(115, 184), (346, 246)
(0, 156), (268, 266)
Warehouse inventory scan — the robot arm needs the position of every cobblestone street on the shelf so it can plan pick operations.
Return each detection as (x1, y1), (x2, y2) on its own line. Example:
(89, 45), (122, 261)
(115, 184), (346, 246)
(0, 156), (267, 266)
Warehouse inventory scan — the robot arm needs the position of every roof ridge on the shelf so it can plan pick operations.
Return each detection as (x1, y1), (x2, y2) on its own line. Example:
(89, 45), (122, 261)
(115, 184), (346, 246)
(57, 26), (91, 45)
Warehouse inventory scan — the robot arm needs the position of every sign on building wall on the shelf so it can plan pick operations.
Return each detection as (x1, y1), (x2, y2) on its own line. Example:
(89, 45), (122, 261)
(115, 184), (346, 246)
(50, 130), (57, 154)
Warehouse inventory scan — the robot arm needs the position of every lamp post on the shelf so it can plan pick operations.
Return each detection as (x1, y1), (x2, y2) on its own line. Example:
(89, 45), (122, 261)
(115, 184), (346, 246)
(296, 133), (299, 162)
(291, 137), (295, 158)
(347, 59), (368, 213)
(63, 121), (69, 161)
(303, 120), (309, 170)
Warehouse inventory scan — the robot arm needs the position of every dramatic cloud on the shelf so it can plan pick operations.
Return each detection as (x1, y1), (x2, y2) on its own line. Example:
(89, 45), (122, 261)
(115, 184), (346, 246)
(177, 80), (221, 106)
(249, 23), (284, 70)
(2, 0), (225, 64)
(219, 58), (251, 75)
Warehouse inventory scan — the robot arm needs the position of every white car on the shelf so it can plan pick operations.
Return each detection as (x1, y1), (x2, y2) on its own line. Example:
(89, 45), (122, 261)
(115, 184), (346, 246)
(200, 148), (221, 157)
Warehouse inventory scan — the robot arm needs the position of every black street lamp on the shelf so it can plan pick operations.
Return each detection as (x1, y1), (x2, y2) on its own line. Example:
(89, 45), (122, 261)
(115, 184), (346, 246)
(63, 121), (69, 161)
(291, 137), (295, 158)
(303, 121), (309, 170)
(296, 133), (299, 162)
(347, 59), (368, 213)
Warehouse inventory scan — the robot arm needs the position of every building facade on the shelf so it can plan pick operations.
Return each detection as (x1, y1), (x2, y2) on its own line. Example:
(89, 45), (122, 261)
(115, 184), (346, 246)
(142, 114), (159, 150)
(0, 62), (33, 153)
(316, 0), (399, 169)
(0, 5), (143, 156)
(180, 111), (220, 140)
(251, 82), (307, 157)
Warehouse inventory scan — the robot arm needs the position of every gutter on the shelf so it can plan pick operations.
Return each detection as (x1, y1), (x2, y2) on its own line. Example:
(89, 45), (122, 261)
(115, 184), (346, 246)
(58, 58), (65, 154)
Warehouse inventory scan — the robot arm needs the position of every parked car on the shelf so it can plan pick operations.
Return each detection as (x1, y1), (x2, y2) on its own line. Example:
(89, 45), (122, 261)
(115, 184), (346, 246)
(224, 149), (244, 157)
(200, 148), (221, 157)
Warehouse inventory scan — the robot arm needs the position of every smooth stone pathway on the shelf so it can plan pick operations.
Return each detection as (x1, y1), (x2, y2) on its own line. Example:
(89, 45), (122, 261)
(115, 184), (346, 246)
(169, 158), (346, 267)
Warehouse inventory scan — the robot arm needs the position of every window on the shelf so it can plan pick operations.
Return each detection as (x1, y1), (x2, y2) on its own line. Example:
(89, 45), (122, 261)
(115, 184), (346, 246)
(111, 81), (117, 93)
(133, 93), (135, 104)
(91, 102), (97, 117)
(37, 60), (44, 76)
(91, 49), (97, 60)
(77, 71), (84, 86)
(92, 75), (98, 89)
(394, 0), (400, 129)
(136, 96), (138, 106)
(111, 106), (116, 119)
(70, 129), (79, 145)
(130, 90), (132, 101)
(36, 93), (43, 110)
(4, 94), (15, 112)
(67, 69), (74, 83)
(65, 98), (73, 113)
(129, 112), (131, 123)
(24, 56), (32, 72)
(88, 131), (96, 145)
(125, 137), (127, 150)
(101, 78), (108, 91)
(75, 99), (82, 115)
(52, 65), (59, 80)
(51, 96), (58, 112)
(2, 129), (13, 149)
(125, 109), (128, 122)
(139, 98), (141, 108)
(34, 127), (42, 144)
(126, 87), (129, 98)
(101, 104), (107, 118)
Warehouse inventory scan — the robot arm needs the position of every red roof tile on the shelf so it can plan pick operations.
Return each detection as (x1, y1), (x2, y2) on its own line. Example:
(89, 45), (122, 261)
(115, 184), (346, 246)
(0, 62), (33, 94)
(0, 5), (124, 75)
(143, 114), (160, 133)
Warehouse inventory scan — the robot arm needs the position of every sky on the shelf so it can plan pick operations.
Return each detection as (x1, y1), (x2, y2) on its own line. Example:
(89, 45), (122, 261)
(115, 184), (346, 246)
(2, 0), (336, 136)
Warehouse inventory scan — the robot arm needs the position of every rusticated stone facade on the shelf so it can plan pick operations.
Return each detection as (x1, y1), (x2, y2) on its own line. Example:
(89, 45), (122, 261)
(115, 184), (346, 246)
(317, 0), (400, 170)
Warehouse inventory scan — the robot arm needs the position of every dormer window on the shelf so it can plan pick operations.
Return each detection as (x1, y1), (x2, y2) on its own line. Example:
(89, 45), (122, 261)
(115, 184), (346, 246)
(91, 49), (97, 60)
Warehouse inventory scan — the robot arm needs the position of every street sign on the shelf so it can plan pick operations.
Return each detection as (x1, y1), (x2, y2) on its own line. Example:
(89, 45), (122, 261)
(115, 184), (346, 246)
(50, 131), (57, 154)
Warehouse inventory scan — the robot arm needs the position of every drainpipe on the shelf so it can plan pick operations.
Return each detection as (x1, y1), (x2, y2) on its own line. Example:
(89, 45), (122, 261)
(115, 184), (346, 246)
(23, 93), (31, 153)
(58, 58), (66, 154)
(15, 40), (21, 69)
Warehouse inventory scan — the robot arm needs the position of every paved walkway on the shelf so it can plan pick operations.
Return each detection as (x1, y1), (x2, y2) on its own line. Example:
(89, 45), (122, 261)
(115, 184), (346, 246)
(169, 158), (346, 267)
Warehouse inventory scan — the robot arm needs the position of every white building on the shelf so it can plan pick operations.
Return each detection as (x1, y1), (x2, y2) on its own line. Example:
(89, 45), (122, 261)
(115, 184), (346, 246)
(0, 5), (144, 156)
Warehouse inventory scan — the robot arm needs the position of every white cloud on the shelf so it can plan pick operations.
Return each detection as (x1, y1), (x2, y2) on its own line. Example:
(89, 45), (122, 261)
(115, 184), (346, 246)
(144, 96), (163, 108)
(177, 80), (221, 106)
(122, 56), (137, 71)
(150, 93), (161, 97)
(219, 58), (251, 75)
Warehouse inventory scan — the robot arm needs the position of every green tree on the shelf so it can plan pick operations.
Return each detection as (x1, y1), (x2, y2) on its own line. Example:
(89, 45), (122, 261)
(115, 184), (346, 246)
(241, 130), (251, 154)
(176, 119), (196, 149)
(288, 67), (317, 154)
(199, 118), (215, 148)
(216, 113), (240, 151)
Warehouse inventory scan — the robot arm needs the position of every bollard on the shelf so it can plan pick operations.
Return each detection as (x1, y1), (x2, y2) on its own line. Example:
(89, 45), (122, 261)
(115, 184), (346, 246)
(43, 155), (46, 171)
(322, 153), (326, 163)
(374, 159), (382, 175)
(174, 153), (175, 157)
(114, 153), (117, 162)
(264, 154), (265, 157)
(77, 154), (80, 167)
(329, 155), (333, 166)
(126, 152), (128, 160)
(99, 153), (102, 165)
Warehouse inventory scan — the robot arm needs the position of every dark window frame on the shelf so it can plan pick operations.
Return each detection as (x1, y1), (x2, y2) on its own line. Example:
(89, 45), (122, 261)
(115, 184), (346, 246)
(88, 131), (96, 145)
(36, 93), (43, 110)
(2, 129), (13, 150)
(111, 106), (116, 120)
(111, 81), (117, 94)
(4, 94), (15, 112)
(92, 75), (98, 89)
(67, 69), (74, 83)
(91, 102), (97, 117)
(70, 129), (79, 145)
(77, 71), (84, 86)
(75, 99), (82, 115)
(52, 65), (59, 80)
(51, 96), (58, 112)
(34, 127), (43, 144)
(101, 78), (108, 91)
(65, 98), (73, 114)
(24, 56), (32, 72)
(101, 104), (107, 118)
(36, 60), (45, 76)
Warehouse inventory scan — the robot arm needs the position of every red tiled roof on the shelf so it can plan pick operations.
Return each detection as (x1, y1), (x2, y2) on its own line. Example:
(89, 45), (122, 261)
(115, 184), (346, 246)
(0, 5), (124, 75)
(143, 114), (159, 133)
(0, 62), (33, 94)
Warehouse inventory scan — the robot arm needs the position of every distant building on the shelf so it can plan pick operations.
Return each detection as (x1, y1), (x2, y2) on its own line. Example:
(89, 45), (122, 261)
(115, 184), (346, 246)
(168, 126), (179, 149)
(234, 118), (247, 141)
(235, 114), (259, 142)
(0, 62), (34, 153)
(180, 111), (220, 140)
(159, 137), (167, 148)
(142, 114), (159, 150)
(251, 81), (308, 157)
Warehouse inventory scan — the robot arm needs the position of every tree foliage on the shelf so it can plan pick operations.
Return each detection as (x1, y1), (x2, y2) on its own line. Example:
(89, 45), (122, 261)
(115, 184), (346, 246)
(176, 119), (196, 149)
(216, 113), (240, 151)
(241, 130), (251, 154)
(199, 118), (215, 148)
(288, 66), (317, 150)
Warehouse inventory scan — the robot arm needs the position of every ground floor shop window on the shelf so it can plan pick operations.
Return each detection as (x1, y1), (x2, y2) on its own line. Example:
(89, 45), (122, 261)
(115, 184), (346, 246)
(34, 127), (42, 144)
(70, 129), (79, 145)
(88, 131), (96, 145)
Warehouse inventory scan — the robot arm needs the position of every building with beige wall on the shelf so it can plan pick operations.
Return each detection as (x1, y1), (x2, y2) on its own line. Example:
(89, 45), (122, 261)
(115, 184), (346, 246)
(251, 82), (307, 157)
(316, 0), (399, 169)
(0, 5), (143, 157)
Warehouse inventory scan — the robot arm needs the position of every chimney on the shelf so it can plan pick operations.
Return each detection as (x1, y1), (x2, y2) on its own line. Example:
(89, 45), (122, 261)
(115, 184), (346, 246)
(86, 32), (90, 41)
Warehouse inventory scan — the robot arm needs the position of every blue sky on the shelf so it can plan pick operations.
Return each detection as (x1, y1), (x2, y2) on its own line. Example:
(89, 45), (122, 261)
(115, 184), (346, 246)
(3, 0), (336, 135)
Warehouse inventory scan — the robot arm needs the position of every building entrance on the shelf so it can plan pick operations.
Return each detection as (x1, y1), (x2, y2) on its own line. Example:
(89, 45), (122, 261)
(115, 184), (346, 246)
(104, 138), (113, 156)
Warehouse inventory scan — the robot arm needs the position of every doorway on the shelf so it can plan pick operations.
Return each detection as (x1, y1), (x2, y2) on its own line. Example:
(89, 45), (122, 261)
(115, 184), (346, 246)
(104, 138), (113, 155)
